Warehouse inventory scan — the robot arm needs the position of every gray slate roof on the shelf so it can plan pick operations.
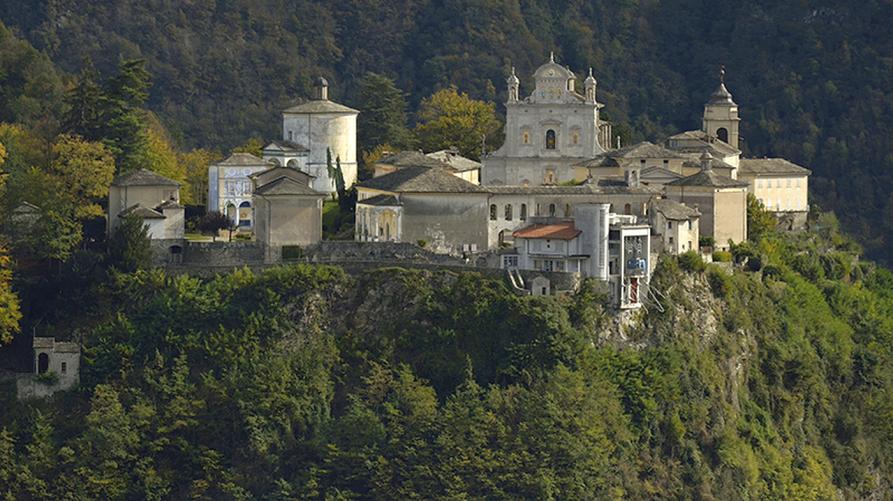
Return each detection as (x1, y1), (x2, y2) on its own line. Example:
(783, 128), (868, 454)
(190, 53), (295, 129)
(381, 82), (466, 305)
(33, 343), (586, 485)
(157, 199), (183, 210)
(359, 166), (488, 193)
(254, 176), (326, 196)
(111, 169), (180, 187)
(263, 139), (309, 153)
(707, 82), (736, 105)
(358, 194), (403, 206)
(377, 151), (449, 169)
(682, 158), (736, 171)
(426, 149), (481, 172)
(216, 152), (274, 167)
(739, 158), (812, 176)
(641, 166), (682, 179)
(487, 181), (658, 195)
(574, 141), (686, 168)
(12, 201), (40, 213)
(666, 169), (749, 188)
(666, 130), (740, 156)
(249, 165), (315, 180)
(119, 204), (166, 219)
(652, 198), (700, 220)
(283, 99), (359, 114)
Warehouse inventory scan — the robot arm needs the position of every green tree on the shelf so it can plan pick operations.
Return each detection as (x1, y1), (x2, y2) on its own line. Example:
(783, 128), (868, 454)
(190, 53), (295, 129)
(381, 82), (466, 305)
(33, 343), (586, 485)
(0, 247), (20, 344)
(747, 193), (777, 242)
(179, 148), (221, 208)
(49, 134), (116, 219)
(232, 137), (264, 157)
(357, 72), (413, 151)
(63, 68), (106, 141)
(107, 213), (152, 272)
(0, 144), (20, 344)
(414, 87), (500, 160)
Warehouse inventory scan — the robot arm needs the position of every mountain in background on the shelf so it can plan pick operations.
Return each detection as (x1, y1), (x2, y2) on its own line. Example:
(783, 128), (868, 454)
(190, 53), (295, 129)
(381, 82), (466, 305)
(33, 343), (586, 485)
(2, 0), (893, 261)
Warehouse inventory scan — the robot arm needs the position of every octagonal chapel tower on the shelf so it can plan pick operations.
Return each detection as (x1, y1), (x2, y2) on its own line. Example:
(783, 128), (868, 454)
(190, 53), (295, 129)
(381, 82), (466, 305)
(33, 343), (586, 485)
(279, 78), (359, 194)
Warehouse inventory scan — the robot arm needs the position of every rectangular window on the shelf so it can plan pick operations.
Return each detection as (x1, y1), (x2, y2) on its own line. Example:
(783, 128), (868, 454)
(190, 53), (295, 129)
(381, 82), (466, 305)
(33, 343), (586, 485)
(503, 255), (519, 268)
(61, 362), (67, 374)
(667, 221), (673, 230)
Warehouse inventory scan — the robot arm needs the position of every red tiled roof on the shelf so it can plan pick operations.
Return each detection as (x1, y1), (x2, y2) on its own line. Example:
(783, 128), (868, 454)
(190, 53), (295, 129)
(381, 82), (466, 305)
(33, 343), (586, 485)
(512, 223), (581, 240)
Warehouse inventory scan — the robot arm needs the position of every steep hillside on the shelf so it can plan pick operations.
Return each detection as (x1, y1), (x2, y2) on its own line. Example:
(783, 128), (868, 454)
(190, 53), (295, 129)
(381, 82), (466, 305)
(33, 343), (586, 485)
(2, 220), (892, 499)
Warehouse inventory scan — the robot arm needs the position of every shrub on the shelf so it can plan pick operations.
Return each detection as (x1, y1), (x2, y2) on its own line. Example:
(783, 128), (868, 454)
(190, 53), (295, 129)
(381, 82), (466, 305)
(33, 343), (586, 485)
(707, 267), (732, 297)
(417, 240), (427, 248)
(35, 371), (59, 385)
(699, 236), (715, 248)
(713, 250), (732, 262)
(762, 264), (783, 279)
(678, 251), (706, 273)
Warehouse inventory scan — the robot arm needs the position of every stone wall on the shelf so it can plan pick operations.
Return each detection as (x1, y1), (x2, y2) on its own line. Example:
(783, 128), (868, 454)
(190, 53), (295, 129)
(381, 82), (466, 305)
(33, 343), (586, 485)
(157, 240), (265, 268)
(10, 373), (79, 400)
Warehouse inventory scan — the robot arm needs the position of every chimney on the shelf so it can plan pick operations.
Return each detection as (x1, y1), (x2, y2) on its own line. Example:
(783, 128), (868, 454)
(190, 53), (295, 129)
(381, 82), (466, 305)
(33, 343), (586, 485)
(700, 150), (713, 171)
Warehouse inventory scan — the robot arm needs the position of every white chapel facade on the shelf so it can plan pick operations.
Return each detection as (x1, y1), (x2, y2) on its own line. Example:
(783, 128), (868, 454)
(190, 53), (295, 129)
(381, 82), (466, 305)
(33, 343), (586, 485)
(482, 53), (613, 186)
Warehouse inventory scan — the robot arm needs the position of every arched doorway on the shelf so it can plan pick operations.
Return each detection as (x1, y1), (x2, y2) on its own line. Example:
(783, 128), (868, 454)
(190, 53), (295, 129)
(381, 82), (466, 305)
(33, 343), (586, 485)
(169, 245), (183, 265)
(37, 353), (49, 374)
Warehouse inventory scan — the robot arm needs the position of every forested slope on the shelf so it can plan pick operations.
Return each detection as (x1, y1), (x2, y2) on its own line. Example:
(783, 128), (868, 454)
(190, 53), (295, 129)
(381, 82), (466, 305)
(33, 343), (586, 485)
(3, 0), (893, 261)
(1, 217), (892, 499)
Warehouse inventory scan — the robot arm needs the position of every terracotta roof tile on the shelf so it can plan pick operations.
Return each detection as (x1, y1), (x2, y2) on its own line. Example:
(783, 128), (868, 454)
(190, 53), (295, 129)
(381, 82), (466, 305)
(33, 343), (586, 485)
(513, 223), (581, 240)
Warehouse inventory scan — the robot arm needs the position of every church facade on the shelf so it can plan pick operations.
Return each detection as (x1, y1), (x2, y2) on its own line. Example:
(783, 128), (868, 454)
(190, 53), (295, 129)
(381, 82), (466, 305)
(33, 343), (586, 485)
(482, 54), (612, 186)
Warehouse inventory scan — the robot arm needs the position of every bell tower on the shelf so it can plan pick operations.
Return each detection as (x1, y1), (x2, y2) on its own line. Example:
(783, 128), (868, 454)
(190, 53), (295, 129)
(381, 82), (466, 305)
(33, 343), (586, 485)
(702, 66), (740, 149)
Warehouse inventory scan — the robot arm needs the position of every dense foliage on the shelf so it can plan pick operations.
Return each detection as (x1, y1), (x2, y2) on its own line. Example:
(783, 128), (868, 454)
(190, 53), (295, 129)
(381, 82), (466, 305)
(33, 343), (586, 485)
(1, 216), (892, 498)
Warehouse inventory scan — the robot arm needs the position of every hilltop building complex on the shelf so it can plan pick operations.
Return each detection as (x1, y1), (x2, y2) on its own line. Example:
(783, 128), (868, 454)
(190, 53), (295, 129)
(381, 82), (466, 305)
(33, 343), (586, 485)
(104, 56), (811, 310)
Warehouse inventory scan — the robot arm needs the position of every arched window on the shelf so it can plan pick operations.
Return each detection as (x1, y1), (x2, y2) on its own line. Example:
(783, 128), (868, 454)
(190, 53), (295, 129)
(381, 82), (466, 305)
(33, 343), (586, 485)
(288, 131), (294, 141)
(624, 203), (632, 215)
(37, 353), (49, 374)
(522, 131), (530, 144)
(545, 129), (556, 149)
(490, 204), (497, 221)
(571, 130), (580, 145)
(270, 158), (281, 166)
(716, 127), (729, 143)
(520, 204), (528, 221)
(505, 204), (513, 221)
(239, 201), (252, 227)
(549, 203), (556, 217)
(287, 159), (299, 168)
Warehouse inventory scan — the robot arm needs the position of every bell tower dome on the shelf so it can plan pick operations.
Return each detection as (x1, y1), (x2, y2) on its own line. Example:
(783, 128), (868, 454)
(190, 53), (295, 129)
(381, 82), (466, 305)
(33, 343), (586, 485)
(702, 66), (740, 149)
